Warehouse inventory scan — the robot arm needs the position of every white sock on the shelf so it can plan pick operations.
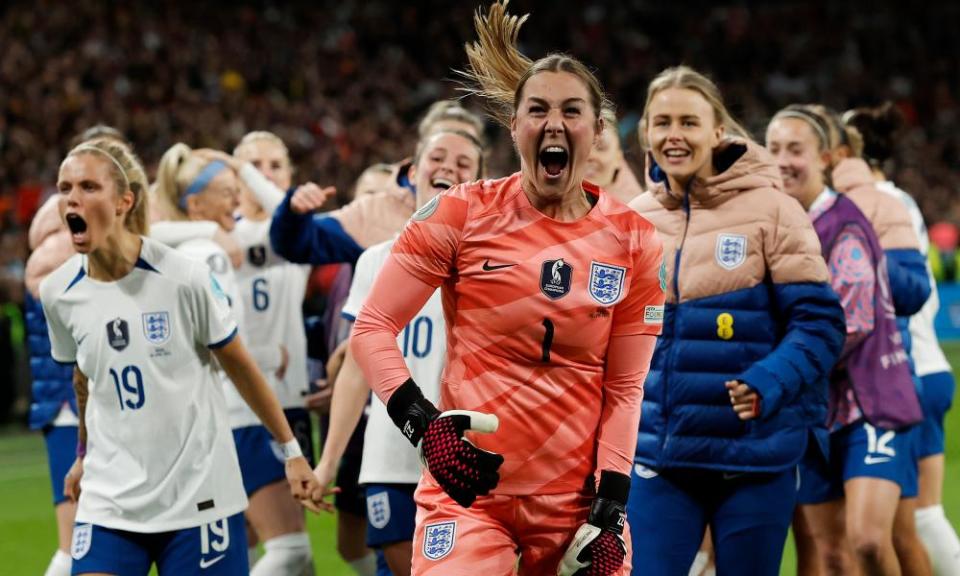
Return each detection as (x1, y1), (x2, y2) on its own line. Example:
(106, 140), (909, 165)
(688, 551), (709, 576)
(916, 505), (960, 576)
(44, 550), (71, 576)
(346, 552), (378, 576)
(250, 532), (313, 576)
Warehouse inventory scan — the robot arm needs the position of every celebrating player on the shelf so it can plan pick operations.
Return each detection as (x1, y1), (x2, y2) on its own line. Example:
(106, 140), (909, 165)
(844, 104), (960, 575)
(40, 137), (321, 575)
(767, 106), (925, 576)
(325, 2), (666, 574)
(313, 128), (484, 576)
(153, 141), (319, 575)
(24, 127), (131, 576)
(626, 67), (846, 575)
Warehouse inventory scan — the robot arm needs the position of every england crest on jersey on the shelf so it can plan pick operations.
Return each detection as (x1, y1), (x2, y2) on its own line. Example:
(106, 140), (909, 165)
(423, 521), (456, 561)
(142, 311), (170, 345)
(589, 261), (626, 305)
(716, 233), (747, 270)
(71, 523), (92, 560)
(366, 491), (391, 530)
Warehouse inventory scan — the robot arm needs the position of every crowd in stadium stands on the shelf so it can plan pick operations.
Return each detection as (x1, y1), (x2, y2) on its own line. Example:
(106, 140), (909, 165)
(1, 0), (960, 418)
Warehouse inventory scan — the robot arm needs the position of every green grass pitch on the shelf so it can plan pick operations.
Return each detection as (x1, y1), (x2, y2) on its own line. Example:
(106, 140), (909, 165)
(1, 345), (958, 575)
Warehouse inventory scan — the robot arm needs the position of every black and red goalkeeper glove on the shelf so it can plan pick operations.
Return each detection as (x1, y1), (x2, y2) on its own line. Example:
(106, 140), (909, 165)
(557, 471), (629, 576)
(387, 379), (503, 508)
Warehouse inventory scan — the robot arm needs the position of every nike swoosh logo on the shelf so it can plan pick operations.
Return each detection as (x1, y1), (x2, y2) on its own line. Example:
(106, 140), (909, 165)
(200, 555), (226, 569)
(482, 260), (517, 271)
(77, 334), (88, 346)
(864, 456), (892, 465)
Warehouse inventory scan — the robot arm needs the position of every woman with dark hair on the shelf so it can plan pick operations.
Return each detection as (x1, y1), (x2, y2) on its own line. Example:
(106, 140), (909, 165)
(845, 103), (960, 576)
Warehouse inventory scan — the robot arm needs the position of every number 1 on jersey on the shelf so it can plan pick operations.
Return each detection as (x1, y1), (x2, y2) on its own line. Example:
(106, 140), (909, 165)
(541, 318), (554, 362)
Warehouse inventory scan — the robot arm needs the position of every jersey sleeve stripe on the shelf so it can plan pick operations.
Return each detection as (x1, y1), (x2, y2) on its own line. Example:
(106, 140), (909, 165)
(207, 326), (238, 350)
(64, 265), (86, 293)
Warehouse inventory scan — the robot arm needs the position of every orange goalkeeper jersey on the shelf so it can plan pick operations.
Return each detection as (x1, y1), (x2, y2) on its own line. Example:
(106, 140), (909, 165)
(355, 173), (664, 494)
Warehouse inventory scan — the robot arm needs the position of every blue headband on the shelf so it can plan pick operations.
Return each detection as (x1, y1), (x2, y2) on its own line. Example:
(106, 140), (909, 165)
(179, 160), (228, 210)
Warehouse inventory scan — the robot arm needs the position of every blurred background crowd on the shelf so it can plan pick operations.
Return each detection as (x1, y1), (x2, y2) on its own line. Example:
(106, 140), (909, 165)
(1, 0), (959, 419)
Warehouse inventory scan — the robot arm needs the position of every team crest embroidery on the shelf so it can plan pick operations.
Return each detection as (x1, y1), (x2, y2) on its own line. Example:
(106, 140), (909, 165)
(142, 312), (170, 345)
(423, 521), (456, 561)
(589, 261), (627, 305)
(248, 245), (267, 267)
(71, 523), (92, 560)
(411, 195), (441, 222)
(540, 258), (572, 300)
(715, 233), (747, 270)
(366, 491), (391, 530)
(106, 318), (130, 351)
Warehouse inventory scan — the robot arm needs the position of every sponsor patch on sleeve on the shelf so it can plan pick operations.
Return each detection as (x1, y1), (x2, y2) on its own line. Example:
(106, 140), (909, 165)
(643, 305), (664, 325)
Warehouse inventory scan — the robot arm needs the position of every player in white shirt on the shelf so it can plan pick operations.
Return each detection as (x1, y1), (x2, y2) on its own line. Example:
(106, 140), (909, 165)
(312, 129), (484, 576)
(151, 140), (321, 575)
(845, 104), (960, 576)
(40, 138), (321, 576)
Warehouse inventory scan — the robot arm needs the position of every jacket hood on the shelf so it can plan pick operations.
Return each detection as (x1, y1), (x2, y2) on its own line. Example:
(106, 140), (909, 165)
(648, 138), (783, 210)
(831, 157), (875, 194)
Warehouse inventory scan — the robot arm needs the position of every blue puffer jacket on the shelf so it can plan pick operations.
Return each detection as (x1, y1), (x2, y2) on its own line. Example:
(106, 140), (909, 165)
(26, 292), (75, 430)
(628, 140), (846, 473)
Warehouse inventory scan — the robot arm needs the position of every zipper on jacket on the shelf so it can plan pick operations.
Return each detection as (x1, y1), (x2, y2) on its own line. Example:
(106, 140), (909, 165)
(661, 186), (693, 461)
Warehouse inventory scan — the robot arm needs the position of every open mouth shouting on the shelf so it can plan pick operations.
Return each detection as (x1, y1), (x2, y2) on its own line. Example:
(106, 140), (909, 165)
(539, 145), (570, 181)
(65, 213), (90, 248)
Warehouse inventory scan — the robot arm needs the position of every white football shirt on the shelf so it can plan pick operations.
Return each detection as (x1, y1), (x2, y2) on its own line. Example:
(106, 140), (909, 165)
(877, 181), (951, 376)
(341, 239), (445, 485)
(39, 237), (247, 532)
(178, 237), (262, 428)
(232, 217), (310, 411)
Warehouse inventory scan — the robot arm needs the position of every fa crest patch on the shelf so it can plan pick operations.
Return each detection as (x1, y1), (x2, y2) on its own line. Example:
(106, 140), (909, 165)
(589, 261), (627, 305)
(423, 521), (456, 561)
(142, 312), (170, 345)
(106, 318), (130, 351)
(71, 523), (92, 560)
(411, 195), (441, 222)
(366, 491), (391, 530)
(716, 233), (747, 270)
(540, 258), (572, 300)
(248, 245), (267, 267)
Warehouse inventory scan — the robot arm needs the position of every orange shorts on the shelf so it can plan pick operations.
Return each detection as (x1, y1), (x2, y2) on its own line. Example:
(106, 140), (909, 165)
(411, 478), (632, 575)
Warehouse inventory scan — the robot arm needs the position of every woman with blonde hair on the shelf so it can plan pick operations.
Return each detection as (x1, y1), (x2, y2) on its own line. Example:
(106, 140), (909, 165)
(318, 2), (666, 575)
(153, 141), (321, 575)
(41, 138), (319, 575)
(767, 104), (926, 576)
(627, 66), (845, 575)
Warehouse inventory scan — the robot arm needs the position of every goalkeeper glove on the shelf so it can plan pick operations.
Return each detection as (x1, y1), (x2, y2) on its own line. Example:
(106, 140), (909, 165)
(387, 378), (503, 508)
(557, 470), (629, 576)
